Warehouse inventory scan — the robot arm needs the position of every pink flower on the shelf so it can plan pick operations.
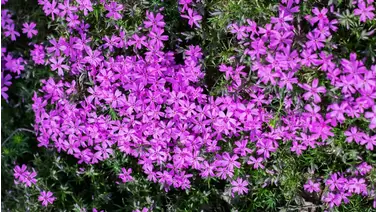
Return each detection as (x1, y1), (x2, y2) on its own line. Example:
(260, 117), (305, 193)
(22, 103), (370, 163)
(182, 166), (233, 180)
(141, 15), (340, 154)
(38, 191), (56, 207)
(144, 11), (165, 29)
(119, 168), (134, 183)
(13, 164), (28, 182)
(304, 180), (321, 193)
(181, 9), (202, 28)
(354, 2), (375, 22)
(105, 2), (123, 20)
(301, 78), (326, 103)
(49, 57), (69, 76)
(4, 24), (20, 41)
(247, 156), (264, 169)
(22, 22), (38, 38)
(23, 171), (37, 187)
(231, 178), (249, 196)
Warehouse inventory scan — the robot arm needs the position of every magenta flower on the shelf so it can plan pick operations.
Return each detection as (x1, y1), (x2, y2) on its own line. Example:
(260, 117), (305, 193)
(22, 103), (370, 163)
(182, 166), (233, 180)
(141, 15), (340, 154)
(325, 173), (346, 191)
(278, 71), (298, 90)
(247, 156), (264, 169)
(119, 168), (134, 183)
(23, 171), (37, 187)
(4, 24), (20, 41)
(1, 72), (12, 101)
(234, 139), (252, 156)
(181, 9), (202, 28)
(290, 141), (306, 155)
(179, 0), (192, 12)
(303, 104), (321, 123)
(306, 31), (325, 51)
(301, 78), (326, 103)
(231, 178), (249, 196)
(270, 10), (293, 30)
(49, 57), (69, 76)
(128, 34), (147, 49)
(13, 164), (28, 182)
(304, 180), (321, 193)
(229, 24), (247, 40)
(360, 134), (376, 150)
(323, 192), (341, 208)
(43, 0), (59, 20)
(200, 161), (216, 178)
(354, 2), (375, 22)
(311, 7), (328, 27)
(357, 162), (372, 176)
(133, 208), (149, 212)
(256, 139), (277, 158)
(58, 0), (78, 18)
(22, 22), (38, 38)
(344, 127), (361, 143)
(77, 0), (93, 16)
(38, 191), (56, 207)
(144, 11), (165, 29)
(105, 2), (123, 20)
(348, 178), (368, 194)
(328, 102), (348, 123)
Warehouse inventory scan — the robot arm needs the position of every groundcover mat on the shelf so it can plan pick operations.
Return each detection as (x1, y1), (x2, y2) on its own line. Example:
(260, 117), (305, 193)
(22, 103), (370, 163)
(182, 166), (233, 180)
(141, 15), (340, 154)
(1, 0), (376, 211)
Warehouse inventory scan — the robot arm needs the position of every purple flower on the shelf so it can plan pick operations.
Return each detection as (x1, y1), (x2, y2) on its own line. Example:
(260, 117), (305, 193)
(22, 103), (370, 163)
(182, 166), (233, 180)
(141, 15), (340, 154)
(4, 24), (20, 41)
(256, 139), (277, 159)
(306, 31), (325, 51)
(231, 178), (249, 196)
(13, 164), (28, 182)
(348, 178), (367, 194)
(58, 0), (78, 18)
(328, 102), (348, 123)
(234, 139), (252, 156)
(77, 0), (93, 16)
(119, 168), (134, 183)
(22, 22), (38, 38)
(181, 9), (202, 28)
(360, 134), (376, 150)
(49, 57), (69, 76)
(357, 162), (372, 176)
(247, 156), (264, 169)
(105, 2), (123, 20)
(38, 191), (56, 207)
(43, 0), (59, 20)
(144, 11), (165, 29)
(304, 179), (321, 193)
(200, 161), (216, 178)
(323, 192), (341, 208)
(344, 127), (361, 143)
(354, 2), (375, 22)
(301, 78), (326, 103)
(23, 171), (38, 187)
(325, 173), (346, 191)
(310, 7), (328, 27)
(128, 34), (147, 49)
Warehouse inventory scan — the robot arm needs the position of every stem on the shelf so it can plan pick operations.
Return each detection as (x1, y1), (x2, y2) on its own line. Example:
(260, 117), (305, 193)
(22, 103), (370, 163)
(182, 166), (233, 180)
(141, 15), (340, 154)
(2, 128), (36, 146)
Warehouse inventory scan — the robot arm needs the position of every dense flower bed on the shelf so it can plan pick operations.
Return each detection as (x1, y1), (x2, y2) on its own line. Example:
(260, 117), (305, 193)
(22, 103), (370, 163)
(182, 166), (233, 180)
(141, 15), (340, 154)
(2, 0), (376, 211)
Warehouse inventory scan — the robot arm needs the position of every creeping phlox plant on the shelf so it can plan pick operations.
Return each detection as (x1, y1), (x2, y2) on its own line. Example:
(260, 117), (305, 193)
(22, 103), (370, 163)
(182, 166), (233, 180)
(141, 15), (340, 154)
(1, 0), (375, 211)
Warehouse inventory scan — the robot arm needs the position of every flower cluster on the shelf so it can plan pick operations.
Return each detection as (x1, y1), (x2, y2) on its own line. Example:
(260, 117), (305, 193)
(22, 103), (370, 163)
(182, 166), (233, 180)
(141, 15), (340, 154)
(28, 0), (375, 204)
(303, 162), (373, 208)
(13, 164), (37, 187)
(13, 164), (56, 207)
(1, 2), (32, 101)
